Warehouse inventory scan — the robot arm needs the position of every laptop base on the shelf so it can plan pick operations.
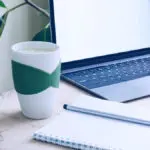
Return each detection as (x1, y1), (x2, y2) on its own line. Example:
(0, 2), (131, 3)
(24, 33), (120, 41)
(92, 76), (150, 102)
(61, 48), (150, 102)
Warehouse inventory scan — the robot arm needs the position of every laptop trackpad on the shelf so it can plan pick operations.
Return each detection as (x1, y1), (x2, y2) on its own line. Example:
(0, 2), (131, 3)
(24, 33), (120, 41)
(92, 76), (150, 102)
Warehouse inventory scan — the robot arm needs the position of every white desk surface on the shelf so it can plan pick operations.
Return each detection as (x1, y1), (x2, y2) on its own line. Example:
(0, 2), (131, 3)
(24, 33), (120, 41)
(1, 81), (150, 150)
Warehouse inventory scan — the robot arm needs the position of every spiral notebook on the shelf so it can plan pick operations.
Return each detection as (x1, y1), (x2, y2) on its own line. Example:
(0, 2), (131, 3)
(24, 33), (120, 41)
(33, 95), (150, 150)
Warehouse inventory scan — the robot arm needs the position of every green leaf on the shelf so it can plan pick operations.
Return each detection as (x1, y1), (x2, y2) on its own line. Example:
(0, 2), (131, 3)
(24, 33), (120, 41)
(0, 1), (6, 8)
(32, 24), (52, 42)
(0, 12), (8, 37)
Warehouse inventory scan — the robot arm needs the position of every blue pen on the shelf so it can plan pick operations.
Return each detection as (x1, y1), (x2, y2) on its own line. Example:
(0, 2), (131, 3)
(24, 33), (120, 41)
(63, 104), (150, 127)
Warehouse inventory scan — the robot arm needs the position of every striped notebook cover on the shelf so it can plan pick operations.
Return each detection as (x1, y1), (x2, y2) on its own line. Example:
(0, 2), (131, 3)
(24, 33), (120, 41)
(33, 95), (150, 150)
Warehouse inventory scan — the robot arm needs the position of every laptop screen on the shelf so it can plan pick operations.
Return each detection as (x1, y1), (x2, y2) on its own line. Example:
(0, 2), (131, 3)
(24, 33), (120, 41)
(53, 0), (150, 62)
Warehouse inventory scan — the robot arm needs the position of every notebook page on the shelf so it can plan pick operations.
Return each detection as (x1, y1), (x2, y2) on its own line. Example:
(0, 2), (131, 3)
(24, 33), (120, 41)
(35, 110), (150, 150)
(72, 95), (150, 122)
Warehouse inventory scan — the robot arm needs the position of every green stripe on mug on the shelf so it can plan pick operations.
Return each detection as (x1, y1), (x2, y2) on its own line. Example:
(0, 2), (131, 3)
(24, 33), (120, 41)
(12, 60), (61, 95)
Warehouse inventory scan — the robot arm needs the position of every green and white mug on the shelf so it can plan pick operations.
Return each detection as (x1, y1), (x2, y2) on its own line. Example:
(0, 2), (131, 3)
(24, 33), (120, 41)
(11, 41), (61, 119)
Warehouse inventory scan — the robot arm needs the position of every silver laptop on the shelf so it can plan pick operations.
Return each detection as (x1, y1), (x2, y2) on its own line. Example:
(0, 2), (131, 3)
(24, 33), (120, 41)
(53, 0), (150, 102)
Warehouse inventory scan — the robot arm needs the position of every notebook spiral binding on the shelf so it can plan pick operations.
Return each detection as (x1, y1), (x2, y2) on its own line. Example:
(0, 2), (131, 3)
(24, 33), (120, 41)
(33, 132), (113, 150)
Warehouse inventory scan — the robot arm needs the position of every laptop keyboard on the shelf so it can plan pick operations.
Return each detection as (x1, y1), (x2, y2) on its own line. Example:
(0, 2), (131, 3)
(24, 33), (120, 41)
(63, 56), (150, 89)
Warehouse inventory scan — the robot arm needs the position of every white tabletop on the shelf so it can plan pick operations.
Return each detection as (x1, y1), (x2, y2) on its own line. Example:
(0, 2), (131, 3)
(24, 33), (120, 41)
(1, 81), (150, 150)
(0, 81), (81, 150)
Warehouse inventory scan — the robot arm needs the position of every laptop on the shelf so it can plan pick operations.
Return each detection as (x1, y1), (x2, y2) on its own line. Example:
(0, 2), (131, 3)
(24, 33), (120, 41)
(50, 0), (150, 102)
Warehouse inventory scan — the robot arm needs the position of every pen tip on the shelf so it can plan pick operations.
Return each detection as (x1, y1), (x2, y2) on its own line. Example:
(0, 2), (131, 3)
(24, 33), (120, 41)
(63, 104), (67, 109)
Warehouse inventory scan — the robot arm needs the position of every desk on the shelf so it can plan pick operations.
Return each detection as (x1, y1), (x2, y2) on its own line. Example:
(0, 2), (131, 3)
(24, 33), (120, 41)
(1, 81), (150, 150)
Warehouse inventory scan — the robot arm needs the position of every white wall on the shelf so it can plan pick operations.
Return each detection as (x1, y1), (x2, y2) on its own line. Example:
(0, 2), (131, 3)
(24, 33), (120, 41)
(0, 0), (48, 93)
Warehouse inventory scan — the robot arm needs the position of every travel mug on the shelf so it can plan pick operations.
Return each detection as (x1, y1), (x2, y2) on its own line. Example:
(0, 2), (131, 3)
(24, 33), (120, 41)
(11, 41), (61, 119)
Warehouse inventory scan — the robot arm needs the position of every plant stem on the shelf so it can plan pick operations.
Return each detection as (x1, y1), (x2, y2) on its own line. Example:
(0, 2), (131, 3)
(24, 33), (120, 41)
(7, 2), (27, 13)
(25, 0), (50, 18)
(6, 1), (49, 19)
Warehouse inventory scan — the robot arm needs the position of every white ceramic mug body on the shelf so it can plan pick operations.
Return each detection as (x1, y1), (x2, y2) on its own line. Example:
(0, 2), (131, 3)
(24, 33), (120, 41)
(11, 41), (60, 119)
